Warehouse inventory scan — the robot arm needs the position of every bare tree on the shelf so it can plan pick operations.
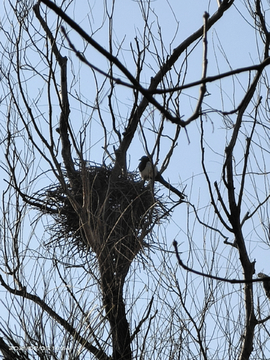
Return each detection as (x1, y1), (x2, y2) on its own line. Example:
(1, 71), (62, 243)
(1, 0), (270, 359)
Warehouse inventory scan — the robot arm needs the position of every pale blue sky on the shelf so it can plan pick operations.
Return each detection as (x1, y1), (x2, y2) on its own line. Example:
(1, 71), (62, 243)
(1, 0), (270, 358)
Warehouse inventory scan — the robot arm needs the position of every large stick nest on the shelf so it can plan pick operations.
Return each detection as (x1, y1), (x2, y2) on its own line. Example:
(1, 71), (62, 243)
(42, 165), (165, 264)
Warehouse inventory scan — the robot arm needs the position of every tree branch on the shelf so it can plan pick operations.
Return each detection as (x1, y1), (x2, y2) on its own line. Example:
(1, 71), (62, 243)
(0, 275), (109, 360)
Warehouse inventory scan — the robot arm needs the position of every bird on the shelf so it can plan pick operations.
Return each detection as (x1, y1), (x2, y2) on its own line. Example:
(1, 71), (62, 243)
(258, 272), (270, 300)
(138, 156), (158, 181)
(138, 155), (186, 201)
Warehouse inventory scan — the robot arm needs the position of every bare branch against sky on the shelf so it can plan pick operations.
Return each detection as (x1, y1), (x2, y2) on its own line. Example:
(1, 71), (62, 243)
(1, 1), (270, 359)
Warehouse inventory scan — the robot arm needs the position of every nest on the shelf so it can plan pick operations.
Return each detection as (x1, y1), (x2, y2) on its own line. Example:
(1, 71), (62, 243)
(42, 165), (164, 270)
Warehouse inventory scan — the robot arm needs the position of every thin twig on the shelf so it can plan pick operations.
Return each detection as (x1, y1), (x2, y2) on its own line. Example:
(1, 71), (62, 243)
(173, 240), (262, 286)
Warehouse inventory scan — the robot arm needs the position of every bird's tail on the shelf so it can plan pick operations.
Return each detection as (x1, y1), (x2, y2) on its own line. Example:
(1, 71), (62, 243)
(155, 173), (185, 201)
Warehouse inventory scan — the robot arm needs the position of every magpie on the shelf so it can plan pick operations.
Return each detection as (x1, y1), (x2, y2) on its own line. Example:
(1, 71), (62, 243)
(138, 155), (185, 201)
(258, 273), (270, 300)
(138, 156), (157, 181)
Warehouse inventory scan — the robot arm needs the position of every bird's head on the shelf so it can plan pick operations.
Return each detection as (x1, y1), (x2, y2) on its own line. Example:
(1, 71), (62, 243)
(139, 156), (149, 161)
